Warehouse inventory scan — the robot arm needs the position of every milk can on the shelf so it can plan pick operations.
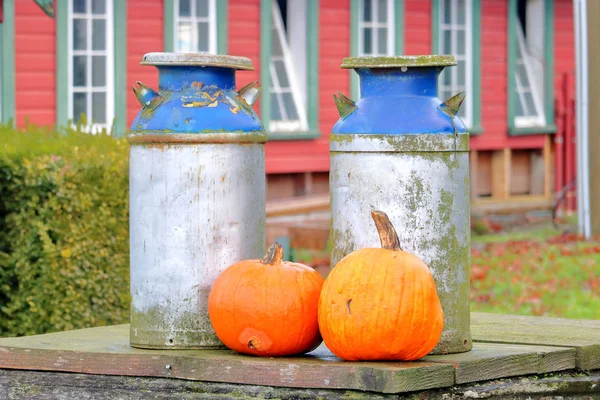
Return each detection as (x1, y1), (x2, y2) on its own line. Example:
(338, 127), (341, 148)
(128, 53), (267, 349)
(330, 55), (471, 355)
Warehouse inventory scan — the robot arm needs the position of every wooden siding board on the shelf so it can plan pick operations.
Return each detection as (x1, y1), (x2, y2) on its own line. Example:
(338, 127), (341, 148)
(14, 0), (55, 127)
(8, 0), (577, 175)
(126, 0), (163, 128)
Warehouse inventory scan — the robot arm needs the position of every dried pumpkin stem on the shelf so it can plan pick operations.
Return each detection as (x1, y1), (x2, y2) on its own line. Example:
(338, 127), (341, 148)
(261, 242), (284, 265)
(371, 210), (402, 251)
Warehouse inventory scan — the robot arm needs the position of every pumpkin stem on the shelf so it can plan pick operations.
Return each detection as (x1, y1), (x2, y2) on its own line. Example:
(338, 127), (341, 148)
(371, 210), (402, 251)
(261, 242), (284, 265)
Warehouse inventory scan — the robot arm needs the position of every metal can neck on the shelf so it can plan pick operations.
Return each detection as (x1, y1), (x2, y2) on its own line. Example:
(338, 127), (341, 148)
(157, 66), (236, 91)
(357, 67), (441, 98)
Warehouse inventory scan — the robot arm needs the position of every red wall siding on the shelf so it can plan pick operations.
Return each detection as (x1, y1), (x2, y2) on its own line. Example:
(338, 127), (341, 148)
(229, 0), (261, 90)
(404, 0), (431, 55)
(554, 0), (575, 86)
(11, 0), (576, 174)
(126, 0), (163, 127)
(470, 0), (510, 150)
(15, 1), (55, 127)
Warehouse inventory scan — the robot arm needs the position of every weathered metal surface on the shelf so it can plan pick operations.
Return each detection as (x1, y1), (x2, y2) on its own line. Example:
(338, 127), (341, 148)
(128, 53), (266, 349)
(333, 91), (357, 120)
(440, 91), (467, 120)
(140, 52), (254, 70)
(129, 143), (265, 349)
(340, 55), (457, 69)
(132, 81), (163, 110)
(329, 55), (471, 355)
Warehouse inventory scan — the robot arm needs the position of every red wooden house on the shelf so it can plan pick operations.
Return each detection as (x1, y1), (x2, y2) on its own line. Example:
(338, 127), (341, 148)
(0, 0), (575, 211)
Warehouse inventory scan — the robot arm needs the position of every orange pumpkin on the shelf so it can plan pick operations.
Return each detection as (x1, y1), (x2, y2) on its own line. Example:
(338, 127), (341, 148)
(208, 243), (325, 357)
(318, 210), (444, 361)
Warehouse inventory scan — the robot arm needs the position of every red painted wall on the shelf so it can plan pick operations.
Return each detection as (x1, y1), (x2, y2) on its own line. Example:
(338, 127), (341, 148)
(12, 0), (576, 175)
(126, 0), (163, 127)
(404, 0), (431, 55)
(14, 1), (56, 127)
(554, 0), (575, 84)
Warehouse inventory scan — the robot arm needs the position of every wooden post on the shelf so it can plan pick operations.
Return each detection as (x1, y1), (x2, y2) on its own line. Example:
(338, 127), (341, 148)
(470, 150), (478, 200)
(588, 0), (600, 235)
(492, 148), (511, 199)
(544, 135), (553, 198)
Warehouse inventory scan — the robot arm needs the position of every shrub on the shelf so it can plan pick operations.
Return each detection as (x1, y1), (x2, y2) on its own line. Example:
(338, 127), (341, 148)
(0, 122), (130, 337)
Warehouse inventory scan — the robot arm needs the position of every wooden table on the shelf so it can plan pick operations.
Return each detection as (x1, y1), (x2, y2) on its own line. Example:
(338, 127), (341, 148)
(1, 312), (599, 399)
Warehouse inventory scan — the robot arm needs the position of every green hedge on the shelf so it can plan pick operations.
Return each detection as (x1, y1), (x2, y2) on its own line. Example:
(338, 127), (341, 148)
(0, 123), (130, 337)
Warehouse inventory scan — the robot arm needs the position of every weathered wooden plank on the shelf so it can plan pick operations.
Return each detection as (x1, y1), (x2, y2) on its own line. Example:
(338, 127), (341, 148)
(472, 312), (600, 370)
(3, 367), (600, 400)
(423, 342), (576, 384)
(0, 325), (454, 394)
(0, 368), (400, 400)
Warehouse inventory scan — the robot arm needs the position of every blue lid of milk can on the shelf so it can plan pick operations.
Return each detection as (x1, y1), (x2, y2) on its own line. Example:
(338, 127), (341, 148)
(129, 53), (265, 138)
(332, 55), (468, 135)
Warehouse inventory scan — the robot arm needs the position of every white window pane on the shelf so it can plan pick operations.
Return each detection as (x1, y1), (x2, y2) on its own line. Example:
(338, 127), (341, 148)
(269, 0), (307, 131)
(282, 92), (299, 120)
(442, 69), (452, 86)
(363, 0), (372, 22)
(377, 0), (388, 22)
(457, 0), (466, 24)
(515, 21), (544, 121)
(73, 19), (87, 50)
(73, 56), (87, 86)
(73, 0), (86, 13)
(272, 29), (283, 56)
(92, 92), (106, 124)
(443, 0), (451, 23)
(92, 20), (106, 50)
(274, 60), (289, 88)
(179, 0), (191, 17)
(177, 22), (193, 51)
(197, 22), (210, 52)
(92, 0), (106, 14)
(523, 92), (536, 116)
(362, 28), (373, 54)
(196, 0), (209, 17)
(377, 28), (387, 54)
(271, 93), (282, 120)
(515, 92), (526, 117)
(457, 60), (466, 86)
(457, 30), (465, 54)
(517, 62), (528, 86)
(69, 0), (114, 130)
(442, 30), (451, 52)
(92, 56), (106, 86)
(73, 93), (87, 122)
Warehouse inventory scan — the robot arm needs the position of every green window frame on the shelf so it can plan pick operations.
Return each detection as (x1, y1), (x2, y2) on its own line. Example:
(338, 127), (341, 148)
(260, 0), (320, 141)
(431, 0), (482, 134)
(349, 0), (404, 100)
(507, 0), (555, 135)
(56, 0), (127, 136)
(0, 0), (16, 125)
(164, 0), (228, 54)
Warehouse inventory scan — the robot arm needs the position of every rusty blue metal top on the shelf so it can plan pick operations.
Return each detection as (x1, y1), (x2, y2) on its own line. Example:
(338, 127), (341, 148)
(332, 55), (468, 135)
(129, 53), (264, 136)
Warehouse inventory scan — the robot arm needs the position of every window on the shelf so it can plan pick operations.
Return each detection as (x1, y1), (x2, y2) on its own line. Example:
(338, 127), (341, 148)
(175, 0), (217, 53)
(68, 0), (114, 132)
(268, 0), (309, 133)
(514, 0), (545, 128)
(358, 0), (394, 56)
(438, 0), (472, 126)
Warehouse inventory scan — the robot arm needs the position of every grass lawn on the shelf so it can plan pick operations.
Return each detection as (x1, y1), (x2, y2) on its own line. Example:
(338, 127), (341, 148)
(470, 222), (600, 320)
